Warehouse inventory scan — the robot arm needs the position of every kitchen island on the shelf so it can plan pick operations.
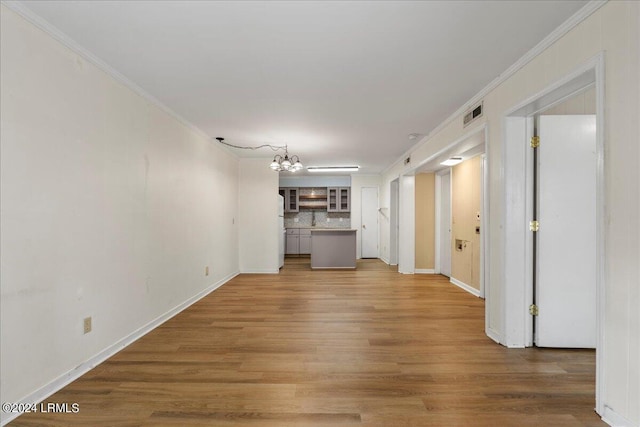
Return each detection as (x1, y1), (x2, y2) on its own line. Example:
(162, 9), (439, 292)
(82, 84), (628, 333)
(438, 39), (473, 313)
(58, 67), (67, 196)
(310, 229), (357, 269)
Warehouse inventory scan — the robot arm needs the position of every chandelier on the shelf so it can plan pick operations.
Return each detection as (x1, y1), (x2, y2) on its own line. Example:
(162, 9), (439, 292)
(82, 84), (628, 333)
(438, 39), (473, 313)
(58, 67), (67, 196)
(215, 137), (303, 172)
(270, 148), (303, 172)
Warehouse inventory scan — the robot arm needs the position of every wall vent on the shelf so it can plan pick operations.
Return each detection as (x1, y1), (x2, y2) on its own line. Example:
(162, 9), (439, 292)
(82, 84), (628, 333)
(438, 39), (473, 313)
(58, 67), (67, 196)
(463, 101), (483, 127)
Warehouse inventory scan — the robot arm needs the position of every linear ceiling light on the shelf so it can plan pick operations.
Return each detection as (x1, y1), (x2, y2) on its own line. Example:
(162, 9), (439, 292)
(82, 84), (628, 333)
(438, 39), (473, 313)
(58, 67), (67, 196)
(307, 166), (360, 173)
(440, 157), (463, 166)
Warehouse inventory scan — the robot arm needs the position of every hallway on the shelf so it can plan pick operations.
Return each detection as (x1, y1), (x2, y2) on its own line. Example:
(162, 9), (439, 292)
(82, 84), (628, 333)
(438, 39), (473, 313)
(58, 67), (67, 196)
(11, 259), (604, 426)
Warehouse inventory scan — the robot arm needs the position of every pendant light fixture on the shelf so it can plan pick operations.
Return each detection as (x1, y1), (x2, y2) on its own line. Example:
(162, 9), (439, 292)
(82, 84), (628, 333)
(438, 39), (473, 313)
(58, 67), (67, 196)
(270, 147), (303, 172)
(216, 137), (303, 172)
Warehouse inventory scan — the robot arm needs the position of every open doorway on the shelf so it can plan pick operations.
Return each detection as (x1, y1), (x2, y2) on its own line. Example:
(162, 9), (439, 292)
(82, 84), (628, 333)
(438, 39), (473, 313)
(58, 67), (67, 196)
(502, 54), (604, 412)
(414, 126), (487, 298)
(436, 169), (451, 277)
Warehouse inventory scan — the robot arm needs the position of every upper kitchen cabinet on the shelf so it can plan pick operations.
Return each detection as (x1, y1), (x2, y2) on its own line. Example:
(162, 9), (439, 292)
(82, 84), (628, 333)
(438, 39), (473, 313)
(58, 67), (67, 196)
(282, 187), (299, 212)
(327, 187), (350, 212)
(298, 187), (328, 210)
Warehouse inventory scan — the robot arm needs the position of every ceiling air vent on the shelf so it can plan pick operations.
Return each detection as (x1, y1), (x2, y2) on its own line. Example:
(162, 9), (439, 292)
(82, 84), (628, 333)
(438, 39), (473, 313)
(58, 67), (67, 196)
(463, 101), (483, 127)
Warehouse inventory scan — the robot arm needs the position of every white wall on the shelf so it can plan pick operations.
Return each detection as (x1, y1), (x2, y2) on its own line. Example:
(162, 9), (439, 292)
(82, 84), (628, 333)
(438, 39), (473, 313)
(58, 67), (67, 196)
(381, 2), (640, 424)
(279, 175), (350, 187)
(0, 5), (239, 412)
(350, 175), (380, 259)
(238, 158), (279, 273)
(398, 175), (415, 274)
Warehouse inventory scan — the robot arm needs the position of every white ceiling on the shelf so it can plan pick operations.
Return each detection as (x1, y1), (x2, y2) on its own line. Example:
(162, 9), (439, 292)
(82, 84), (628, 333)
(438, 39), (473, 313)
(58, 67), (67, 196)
(19, 0), (588, 174)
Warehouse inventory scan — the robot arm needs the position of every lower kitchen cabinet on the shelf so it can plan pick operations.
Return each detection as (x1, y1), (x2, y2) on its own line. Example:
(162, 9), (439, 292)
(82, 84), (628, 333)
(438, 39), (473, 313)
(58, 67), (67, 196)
(285, 228), (311, 255)
(286, 229), (299, 255)
(299, 229), (311, 254)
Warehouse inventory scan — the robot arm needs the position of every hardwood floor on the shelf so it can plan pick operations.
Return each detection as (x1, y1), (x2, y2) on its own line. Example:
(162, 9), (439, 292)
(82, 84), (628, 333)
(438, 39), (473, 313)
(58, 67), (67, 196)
(10, 258), (605, 426)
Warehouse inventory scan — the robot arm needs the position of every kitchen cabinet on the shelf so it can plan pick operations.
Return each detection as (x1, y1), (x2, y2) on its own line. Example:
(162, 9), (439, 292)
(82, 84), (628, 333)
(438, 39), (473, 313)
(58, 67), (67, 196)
(299, 229), (311, 254)
(285, 228), (311, 255)
(327, 187), (350, 212)
(281, 187), (299, 212)
(298, 187), (327, 210)
(286, 228), (299, 254)
(310, 229), (357, 269)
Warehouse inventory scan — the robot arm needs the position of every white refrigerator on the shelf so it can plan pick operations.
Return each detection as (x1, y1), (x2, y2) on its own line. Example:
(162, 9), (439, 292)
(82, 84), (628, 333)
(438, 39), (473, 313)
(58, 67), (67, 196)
(278, 195), (285, 268)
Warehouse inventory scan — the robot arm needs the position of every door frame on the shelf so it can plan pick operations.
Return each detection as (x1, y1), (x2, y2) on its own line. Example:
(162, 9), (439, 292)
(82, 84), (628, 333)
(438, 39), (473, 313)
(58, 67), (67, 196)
(398, 175), (415, 274)
(501, 52), (605, 414)
(389, 179), (399, 266)
(434, 168), (451, 277)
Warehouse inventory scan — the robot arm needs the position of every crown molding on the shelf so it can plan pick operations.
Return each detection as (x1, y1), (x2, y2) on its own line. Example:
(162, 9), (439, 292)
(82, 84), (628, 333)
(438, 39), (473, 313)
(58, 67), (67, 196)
(382, 0), (608, 177)
(1, 1), (236, 156)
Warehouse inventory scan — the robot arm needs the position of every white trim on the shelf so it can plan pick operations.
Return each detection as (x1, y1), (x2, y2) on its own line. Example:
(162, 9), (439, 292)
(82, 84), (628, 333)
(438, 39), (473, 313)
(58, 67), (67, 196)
(380, 256), (391, 265)
(601, 406), (635, 427)
(415, 269), (435, 274)
(0, 271), (239, 427)
(593, 51), (606, 418)
(450, 277), (481, 298)
(411, 124), (488, 174)
(398, 175), (415, 274)
(485, 327), (502, 345)
(479, 151), (487, 299)
(434, 173), (441, 274)
(0, 0), (229, 155)
(382, 0), (607, 176)
(239, 269), (280, 274)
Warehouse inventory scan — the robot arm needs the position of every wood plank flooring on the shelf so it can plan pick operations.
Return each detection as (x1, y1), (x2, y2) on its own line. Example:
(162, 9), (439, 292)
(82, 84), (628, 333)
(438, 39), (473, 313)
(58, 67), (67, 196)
(9, 258), (605, 426)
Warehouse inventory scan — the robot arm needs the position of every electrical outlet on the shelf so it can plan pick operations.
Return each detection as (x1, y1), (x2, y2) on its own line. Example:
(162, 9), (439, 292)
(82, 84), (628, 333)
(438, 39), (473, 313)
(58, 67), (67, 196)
(205, 266), (209, 276)
(326, 218), (331, 222)
(83, 317), (92, 334)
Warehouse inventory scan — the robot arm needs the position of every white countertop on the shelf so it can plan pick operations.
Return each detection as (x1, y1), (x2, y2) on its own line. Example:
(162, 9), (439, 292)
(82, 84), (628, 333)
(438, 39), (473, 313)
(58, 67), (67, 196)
(287, 227), (352, 230)
(310, 229), (357, 232)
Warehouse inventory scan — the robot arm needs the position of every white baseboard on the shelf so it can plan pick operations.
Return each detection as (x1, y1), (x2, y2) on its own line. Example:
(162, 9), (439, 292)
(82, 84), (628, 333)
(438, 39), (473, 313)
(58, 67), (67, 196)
(239, 269), (280, 274)
(380, 256), (390, 265)
(415, 269), (435, 274)
(602, 406), (636, 427)
(449, 277), (481, 297)
(0, 271), (239, 427)
(485, 327), (502, 344)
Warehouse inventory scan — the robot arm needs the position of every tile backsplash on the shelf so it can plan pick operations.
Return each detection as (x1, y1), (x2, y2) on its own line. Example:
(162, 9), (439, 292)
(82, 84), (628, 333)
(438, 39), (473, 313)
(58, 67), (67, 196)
(284, 211), (351, 228)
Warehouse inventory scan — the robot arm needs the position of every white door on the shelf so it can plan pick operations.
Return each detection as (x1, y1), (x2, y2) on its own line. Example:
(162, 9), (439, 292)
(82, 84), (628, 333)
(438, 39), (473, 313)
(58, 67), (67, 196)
(536, 115), (596, 348)
(361, 187), (378, 258)
(439, 171), (451, 277)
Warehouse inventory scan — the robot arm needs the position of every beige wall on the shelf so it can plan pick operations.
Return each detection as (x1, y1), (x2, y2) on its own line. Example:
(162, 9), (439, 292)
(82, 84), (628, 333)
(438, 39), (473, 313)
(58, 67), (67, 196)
(1, 6), (240, 409)
(451, 157), (481, 289)
(542, 86), (596, 115)
(381, 2), (639, 422)
(415, 173), (435, 270)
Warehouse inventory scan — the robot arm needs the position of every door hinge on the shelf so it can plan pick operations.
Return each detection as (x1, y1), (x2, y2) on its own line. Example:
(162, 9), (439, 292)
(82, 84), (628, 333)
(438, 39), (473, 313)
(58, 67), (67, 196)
(529, 220), (539, 231)
(530, 136), (540, 148)
(529, 304), (539, 316)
